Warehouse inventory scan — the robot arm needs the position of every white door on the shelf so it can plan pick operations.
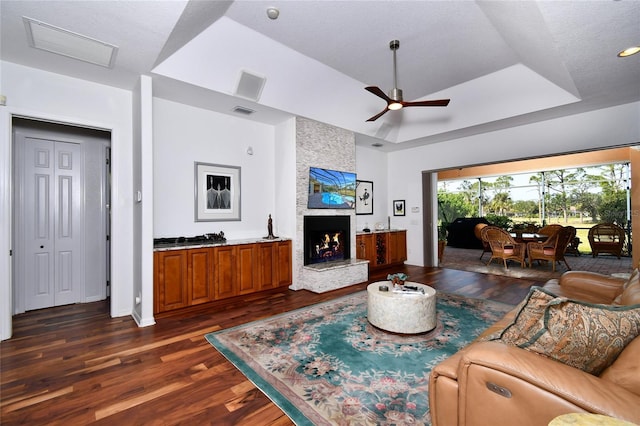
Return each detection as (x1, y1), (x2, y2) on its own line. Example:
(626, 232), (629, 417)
(20, 136), (83, 310)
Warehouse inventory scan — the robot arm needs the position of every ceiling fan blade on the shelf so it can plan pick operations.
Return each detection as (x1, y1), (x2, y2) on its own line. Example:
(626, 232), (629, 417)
(366, 107), (390, 122)
(403, 99), (450, 107)
(365, 86), (393, 104)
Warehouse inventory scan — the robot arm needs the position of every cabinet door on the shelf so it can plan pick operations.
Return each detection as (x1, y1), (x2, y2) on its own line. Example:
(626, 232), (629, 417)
(257, 243), (277, 290)
(187, 248), (214, 305)
(356, 234), (377, 266)
(236, 244), (258, 295)
(154, 250), (188, 313)
(213, 246), (237, 300)
(276, 240), (292, 287)
(388, 231), (407, 264)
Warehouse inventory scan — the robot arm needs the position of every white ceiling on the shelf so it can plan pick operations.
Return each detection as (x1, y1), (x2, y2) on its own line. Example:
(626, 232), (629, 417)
(2, 1), (639, 152)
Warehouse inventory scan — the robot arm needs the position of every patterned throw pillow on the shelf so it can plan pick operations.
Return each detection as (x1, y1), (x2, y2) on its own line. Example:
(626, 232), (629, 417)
(497, 287), (640, 375)
(492, 287), (554, 346)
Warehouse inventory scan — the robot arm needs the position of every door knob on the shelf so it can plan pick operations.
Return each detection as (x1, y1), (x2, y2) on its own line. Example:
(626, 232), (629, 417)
(40, 245), (44, 249)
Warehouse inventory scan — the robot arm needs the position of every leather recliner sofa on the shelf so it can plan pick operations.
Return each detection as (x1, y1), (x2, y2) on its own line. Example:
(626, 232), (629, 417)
(429, 269), (640, 426)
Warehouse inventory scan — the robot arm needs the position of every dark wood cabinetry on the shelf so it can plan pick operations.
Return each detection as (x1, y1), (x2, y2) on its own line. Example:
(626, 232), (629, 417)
(154, 250), (188, 313)
(154, 239), (292, 314)
(356, 230), (407, 270)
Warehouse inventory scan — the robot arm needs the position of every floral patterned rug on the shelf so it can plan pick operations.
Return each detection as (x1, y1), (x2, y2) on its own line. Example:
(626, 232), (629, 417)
(205, 291), (513, 426)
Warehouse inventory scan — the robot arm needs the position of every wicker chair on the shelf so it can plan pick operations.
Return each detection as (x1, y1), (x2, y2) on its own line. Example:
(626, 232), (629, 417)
(474, 223), (491, 260)
(481, 225), (526, 269)
(537, 224), (562, 239)
(527, 226), (573, 272)
(588, 223), (626, 258)
(564, 225), (581, 256)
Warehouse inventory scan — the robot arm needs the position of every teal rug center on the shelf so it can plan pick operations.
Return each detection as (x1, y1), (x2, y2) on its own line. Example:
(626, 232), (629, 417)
(206, 291), (512, 426)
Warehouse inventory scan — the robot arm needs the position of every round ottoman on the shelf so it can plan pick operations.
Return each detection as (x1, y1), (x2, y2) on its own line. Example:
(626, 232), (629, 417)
(366, 281), (437, 334)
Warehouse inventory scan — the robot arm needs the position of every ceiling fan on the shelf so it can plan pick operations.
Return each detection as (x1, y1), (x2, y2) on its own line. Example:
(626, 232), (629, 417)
(365, 40), (450, 122)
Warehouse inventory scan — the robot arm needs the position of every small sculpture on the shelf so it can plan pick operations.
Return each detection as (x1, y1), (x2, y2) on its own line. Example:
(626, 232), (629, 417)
(264, 214), (277, 239)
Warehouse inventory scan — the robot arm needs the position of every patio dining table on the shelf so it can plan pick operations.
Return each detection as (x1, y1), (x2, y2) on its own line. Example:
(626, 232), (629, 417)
(510, 232), (548, 243)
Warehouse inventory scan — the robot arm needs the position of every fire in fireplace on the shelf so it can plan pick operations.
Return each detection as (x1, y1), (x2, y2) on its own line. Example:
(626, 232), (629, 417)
(303, 215), (351, 265)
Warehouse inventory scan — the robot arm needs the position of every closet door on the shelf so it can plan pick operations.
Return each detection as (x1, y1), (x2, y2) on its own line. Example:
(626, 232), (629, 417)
(21, 137), (83, 310)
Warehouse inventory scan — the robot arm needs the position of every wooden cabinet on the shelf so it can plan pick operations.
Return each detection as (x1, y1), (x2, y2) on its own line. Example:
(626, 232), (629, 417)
(154, 239), (292, 314)
(275, 240), (293, 287)
(388, 230), (407, 264)
(154, 250), (188, 313)
(255, 240), (292, 291)
(356, 233), (377, 266)
(356, 230), (407, 271)
(212, 245), (237, 300)
(236, 244), (258, 295)
(187, 248), (215, 305)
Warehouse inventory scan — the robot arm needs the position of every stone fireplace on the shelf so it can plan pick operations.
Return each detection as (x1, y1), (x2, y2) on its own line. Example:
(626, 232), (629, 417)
(303, 216), (351, 265)
(293, 116), (368, 293)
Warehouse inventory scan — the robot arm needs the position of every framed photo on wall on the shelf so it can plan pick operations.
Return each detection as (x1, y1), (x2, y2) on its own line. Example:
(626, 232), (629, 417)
(355, 180), (373, 215)
(393, 199), (405, 216)
(194, 162), (241, 221)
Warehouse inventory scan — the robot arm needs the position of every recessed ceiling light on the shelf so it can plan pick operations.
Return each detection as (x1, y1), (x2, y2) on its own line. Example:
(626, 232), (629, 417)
(617, 45), (640, 57)
(266, 7), (280, 20)
(23, 17), (118, 68)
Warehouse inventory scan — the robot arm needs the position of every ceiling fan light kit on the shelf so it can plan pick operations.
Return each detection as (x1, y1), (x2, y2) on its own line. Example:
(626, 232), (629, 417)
(365, 39), (450, 122)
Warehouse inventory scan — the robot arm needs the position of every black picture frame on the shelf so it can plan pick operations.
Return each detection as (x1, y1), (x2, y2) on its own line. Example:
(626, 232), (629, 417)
(393, 199), (405, 216)
(355, 180), (373, 215)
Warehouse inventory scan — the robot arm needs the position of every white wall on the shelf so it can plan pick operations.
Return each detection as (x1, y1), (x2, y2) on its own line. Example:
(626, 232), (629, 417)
(273, 117), (297, 238)
(152, 98), (278, 239)
(388, 101), (640, 266)
(131, 75), (155, 327)
(1, 61), (134, 339)
(355, 145), (389, 232)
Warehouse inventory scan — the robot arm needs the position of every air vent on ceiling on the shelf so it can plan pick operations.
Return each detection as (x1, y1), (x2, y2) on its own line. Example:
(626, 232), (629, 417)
(371, 142), (384, 148)
(234, 70), (266, 101)
(23, 16), (118, 68)
(232, 106), (255, 115)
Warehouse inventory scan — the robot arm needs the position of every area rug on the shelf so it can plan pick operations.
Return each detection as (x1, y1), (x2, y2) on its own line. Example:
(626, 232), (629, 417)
(205, 291), (513, 426)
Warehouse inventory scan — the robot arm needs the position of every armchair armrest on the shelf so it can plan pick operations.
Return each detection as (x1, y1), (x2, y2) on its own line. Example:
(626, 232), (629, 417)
(457, 341), (640, 425)
(555, 271), (626, 303)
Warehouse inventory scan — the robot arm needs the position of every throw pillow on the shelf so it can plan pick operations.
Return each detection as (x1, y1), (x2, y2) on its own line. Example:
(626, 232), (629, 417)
(496, 287), (640, 375)
(526, 297), (640, 375)
(490, 286), (554, 346)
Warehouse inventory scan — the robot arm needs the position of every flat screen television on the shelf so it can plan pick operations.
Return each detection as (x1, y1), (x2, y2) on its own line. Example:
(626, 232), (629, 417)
(307, 166), (356, 209)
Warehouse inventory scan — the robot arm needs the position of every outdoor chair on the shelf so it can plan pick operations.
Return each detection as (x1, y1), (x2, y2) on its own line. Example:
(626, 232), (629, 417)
(564, 226), (581, 256)
(474, 223), (491, 260)
(588, 223), (626, 258)
(537, 224), (562, 239)
(481, 225), (526, 269)
(527, 226), (573, 272)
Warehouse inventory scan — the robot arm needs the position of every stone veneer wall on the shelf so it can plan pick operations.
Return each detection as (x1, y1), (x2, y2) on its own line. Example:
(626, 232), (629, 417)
(292, 117), (367, 292)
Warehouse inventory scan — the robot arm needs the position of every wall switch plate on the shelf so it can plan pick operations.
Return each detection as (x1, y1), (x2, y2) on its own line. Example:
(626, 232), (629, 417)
(411, 207), (420, 213)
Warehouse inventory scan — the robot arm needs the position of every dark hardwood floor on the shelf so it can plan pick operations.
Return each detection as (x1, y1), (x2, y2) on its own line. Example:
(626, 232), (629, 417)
(1, 266), (542, 425)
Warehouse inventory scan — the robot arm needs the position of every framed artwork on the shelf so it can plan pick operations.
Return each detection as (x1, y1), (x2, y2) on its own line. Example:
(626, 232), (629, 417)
(194, 162), (241, 222)
(355, 180), (373, 215)
(393, 199), (405, 216)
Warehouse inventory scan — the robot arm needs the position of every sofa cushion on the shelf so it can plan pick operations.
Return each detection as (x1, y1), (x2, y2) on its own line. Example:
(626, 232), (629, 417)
(495, 286), (640, 375)
(613, 269), (640, 306)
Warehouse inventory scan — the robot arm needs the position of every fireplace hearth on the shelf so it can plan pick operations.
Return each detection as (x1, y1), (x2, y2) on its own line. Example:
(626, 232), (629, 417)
(303, 216), (351, 265)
